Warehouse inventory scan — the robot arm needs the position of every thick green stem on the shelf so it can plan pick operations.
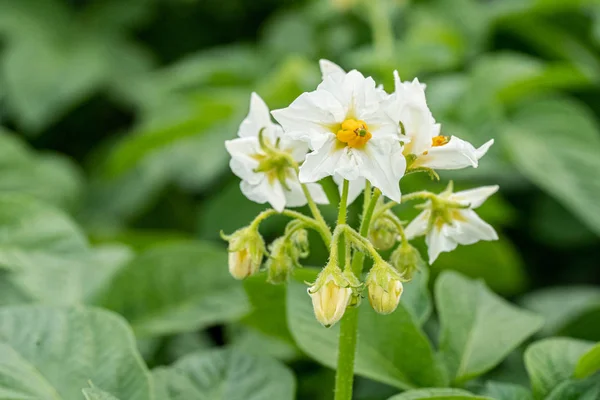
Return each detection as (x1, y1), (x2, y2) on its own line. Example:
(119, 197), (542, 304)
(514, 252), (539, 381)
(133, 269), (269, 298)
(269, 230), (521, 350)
(337, 179), (350, 271)
(334, 188), (381, 400)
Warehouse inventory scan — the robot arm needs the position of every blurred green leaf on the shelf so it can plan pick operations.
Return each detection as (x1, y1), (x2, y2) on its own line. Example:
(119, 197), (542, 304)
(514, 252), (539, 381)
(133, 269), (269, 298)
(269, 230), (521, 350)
(479, 381), (533, 400)
(152, 348), (295, 400)
(0, 305), (152, 399)
(504, 96), (600, 237)
(436, 271), (543, 384)
(402, 268), (433, 326)
(83, 387), (121, 400)
(524, 337), (595, 399)
(97, 241), (250, 337)
(520, 286), (600, 337)
(430, 237), (528, 296)
(575, 342), (600, 379)
(387, 388), (492, 400)
(545, 373), (600, 400)
(0, 130), (83, 210)
(227, 325), (299, 362)
(287, 269), (448, 390)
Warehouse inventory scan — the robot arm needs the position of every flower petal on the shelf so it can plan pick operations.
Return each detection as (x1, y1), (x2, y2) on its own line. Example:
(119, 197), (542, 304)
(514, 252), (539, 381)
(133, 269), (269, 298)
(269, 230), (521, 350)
(299, 137), (345, 183)
(284, 179), (329, 207)
(425, 225), (458, 263)
(238, 93), (278, 139)
(350, 139), (405, 202)
(240, 178), (286, 212)
(405, 210), (430, 240)
(451, 185), (499, 209)
(414, 135), (480, 170)
(319, 59), (346, 81)
(475, 139), (494, 159)
(446, 209), (498, 245)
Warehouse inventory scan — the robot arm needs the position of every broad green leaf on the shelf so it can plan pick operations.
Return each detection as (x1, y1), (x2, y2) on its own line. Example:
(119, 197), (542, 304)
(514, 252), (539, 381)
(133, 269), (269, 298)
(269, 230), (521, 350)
(575, 342), (600, 379)
(227, 325), (299, 362)
(480, 382), (533, 400)
(83, 386), (121, 400)
(520, 286), (600, 337)
(401, 268), (432, 326)
(153, 348), (295, 400)
(524, 337), (595, 399)
(98, 241), (250, 337)
(287, 270), (448, 390)
(0, 130), (83, 210)
(504, 96), (600, 236)
(387, 388), (492, 400)
(431, 238), (528, 296)
(546, 373), (600, 400)
(436, 271), (543, 383)
(0, 305), (153, 400)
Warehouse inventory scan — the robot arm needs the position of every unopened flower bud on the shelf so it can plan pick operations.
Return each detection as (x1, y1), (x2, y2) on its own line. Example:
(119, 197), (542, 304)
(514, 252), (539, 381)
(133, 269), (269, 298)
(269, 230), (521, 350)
(307, 264), (361, 327)
(369, 217), (398, 250)
(266, 238), (293, 285)
(390, 241), (424, 281)
(221, 227), (265, 280)
(366, 262), (403, 315)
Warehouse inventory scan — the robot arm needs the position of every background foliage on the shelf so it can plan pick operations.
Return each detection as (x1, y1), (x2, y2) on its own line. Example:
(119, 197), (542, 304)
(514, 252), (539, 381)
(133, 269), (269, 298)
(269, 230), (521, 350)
(0, 0), (599, 399)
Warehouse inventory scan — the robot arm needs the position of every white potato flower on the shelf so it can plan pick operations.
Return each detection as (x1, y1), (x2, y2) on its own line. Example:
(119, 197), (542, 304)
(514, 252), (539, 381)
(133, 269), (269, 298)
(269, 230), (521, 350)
(386, 71), (493, 170)
(405, 185), (499, 263)
(271, 61), (406, 202)
(225, 93), (328, 212)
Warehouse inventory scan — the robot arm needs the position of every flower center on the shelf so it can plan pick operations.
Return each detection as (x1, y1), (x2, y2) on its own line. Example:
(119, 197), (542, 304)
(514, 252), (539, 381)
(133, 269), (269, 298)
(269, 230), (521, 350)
(336, 119), (372, 148)
(432, 135), (450, 147)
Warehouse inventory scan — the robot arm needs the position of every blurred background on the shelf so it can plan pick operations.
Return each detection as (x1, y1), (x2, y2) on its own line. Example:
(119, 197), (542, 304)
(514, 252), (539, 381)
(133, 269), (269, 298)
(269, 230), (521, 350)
(1, 0), (600, 398)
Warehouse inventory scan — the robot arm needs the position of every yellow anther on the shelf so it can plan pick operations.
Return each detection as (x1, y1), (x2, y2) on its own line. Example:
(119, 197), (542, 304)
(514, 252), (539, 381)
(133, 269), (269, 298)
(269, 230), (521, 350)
(336, 119), (372, 148)
(432, 135), (450, 147)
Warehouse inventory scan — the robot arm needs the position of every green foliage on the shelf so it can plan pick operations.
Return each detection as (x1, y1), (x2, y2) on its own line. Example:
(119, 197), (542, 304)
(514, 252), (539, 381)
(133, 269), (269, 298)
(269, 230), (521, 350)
(387, 388), (492, 400)
(152, 348), (295, 400)
(435, 271), (543, 384)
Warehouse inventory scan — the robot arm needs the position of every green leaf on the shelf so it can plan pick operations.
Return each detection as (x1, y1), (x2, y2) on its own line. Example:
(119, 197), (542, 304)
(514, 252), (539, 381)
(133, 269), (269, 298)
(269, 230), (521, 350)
(524, 337), (595, 399)
(287, 270), (448, 390)
(480, 381), (533, 400)
(387, 388), (492, 400)
(153, 348), (295, 400)
(435, 271), (543, 383)
(430, 237), (528, 296)
(504, 96), (600, 237)
(520, 286), (600, 337)
(98, 241), (250, 337)
(575, 342), (600, 379)
(401, 268), (433, 326)
(545, 373), (600, 400)
(0, 305), (153, 400)
(83, 386), (121, 400)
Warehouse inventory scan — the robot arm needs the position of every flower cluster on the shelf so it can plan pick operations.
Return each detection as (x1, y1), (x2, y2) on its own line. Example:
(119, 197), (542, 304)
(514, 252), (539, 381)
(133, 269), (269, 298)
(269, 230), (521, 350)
(222, 60), (498, 327)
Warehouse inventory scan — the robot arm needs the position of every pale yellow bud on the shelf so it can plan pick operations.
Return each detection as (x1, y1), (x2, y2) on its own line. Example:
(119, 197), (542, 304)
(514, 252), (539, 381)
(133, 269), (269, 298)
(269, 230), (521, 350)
(368, 217), (398, 251)
(309, 275), (352, 327)
(366, 266), (403, 315)
(228, 247), (258, 280)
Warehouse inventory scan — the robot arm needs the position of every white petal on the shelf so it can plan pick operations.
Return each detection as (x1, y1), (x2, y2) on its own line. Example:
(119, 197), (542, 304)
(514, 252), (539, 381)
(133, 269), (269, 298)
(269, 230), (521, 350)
(333, 174), (366, 206)
(425, 225), (458, 263)
(414, 135), (479, 170)
(279, 137), (310, 163)
(451, 185), (499, 209)
(225, 137), (261, 182)
(475, 139), (494, 159)
(351, 139), (405, 202)
(447, 210), (498, 245)
(238, 93), (276, 138)
(229, 158), (261, 184)
(271, 90), (343, 151)
(298, 137), (345, 182)
(319, 59), (346, 81)
(283, 178), (329, 208)
(405, 210), (430, 240)
(240, 178), (285, 212)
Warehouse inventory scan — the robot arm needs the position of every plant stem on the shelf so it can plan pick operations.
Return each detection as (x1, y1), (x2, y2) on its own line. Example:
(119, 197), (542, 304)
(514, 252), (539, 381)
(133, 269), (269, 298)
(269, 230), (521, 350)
(334, 188), (381, 400)
(366, 0), (394, 58)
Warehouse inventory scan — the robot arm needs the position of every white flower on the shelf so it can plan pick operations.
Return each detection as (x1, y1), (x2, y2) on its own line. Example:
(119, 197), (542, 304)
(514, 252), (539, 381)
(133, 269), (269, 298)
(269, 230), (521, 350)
(272, 63), (406, 202)
(405, 185), (499, 263)
(386, 71), (493, 170)
(225, 93), (328, 212)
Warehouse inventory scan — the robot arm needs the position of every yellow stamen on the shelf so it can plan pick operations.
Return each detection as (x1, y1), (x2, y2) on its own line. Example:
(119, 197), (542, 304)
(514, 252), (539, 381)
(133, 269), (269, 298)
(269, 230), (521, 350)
(336, 119), (372, 148)
(432, 135), (450, 147)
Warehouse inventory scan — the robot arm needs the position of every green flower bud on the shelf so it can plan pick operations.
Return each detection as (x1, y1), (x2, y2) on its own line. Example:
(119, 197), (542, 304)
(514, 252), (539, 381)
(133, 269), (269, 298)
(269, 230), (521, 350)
(368, 217), (398, 250)
(390, 242), (424, 281)
(221, 227), (266, 280)
(366, 262), (403, 315)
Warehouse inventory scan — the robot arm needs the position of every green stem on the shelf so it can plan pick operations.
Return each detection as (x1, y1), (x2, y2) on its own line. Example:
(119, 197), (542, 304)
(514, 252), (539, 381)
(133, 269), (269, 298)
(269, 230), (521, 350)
(249, 209), (331, 247)
(334, 188), (381, 400)
(366, 0), (394, 58)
